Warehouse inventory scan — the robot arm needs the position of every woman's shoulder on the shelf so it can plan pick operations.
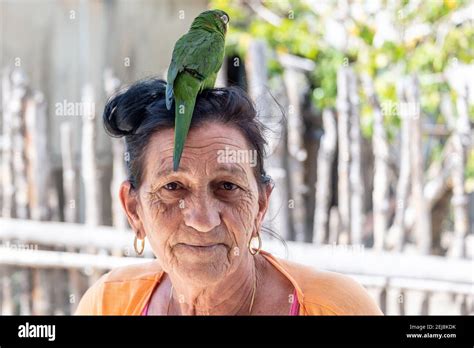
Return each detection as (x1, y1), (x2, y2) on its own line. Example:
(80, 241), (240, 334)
(74, 260), (164, 315)
(101, 259), (164, 283)
(262, 251), (383, 315)
(300, 267), (382, 315)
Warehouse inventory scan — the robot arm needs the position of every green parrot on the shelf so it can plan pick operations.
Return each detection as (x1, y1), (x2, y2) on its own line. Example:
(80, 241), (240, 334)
(166, 9), (229, 171)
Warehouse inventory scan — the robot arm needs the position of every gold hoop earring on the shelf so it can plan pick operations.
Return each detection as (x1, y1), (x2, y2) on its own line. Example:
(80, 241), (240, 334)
(248, 233), (262, 256)
(134, 235), (145, 256)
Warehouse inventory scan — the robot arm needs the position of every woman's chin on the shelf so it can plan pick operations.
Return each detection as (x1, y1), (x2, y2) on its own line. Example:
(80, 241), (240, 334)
(173, 250), (231, 284)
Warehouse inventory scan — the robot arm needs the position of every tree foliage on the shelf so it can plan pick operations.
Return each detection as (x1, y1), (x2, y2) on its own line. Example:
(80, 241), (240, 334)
(211, 0), (474, 180)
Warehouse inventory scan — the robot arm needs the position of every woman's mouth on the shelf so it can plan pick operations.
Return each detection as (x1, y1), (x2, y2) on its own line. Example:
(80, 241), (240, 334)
(177, 243), (225, 254)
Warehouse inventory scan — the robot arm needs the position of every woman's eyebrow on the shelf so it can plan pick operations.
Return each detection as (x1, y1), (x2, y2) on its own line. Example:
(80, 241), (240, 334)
(153, 164), (248, 181)
(153, 166), (191, 178)
(213, 164), (247, 178)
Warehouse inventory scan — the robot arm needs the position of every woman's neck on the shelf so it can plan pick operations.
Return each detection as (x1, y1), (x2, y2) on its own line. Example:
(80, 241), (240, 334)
(166, 255), (265, 315)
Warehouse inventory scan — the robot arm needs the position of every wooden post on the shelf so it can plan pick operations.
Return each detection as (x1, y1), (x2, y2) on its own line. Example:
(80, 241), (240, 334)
(10, 69), (29, 219)
(81, 84), (101, 226)
(60, 122), (79, 224)
(347, 69), (363, 246)
(283, 68), (308, 242)
(1, 68), (15, 315)
(448, 86), (470, 258)
(21, 79), (56, 315)
(0, 266), (14, 314)
(246, 39), (291, 241)
(336, 68), (351, 244)
(399, 289), (406, 315)
(24, 90), (51, 316)
(421, 292), (431, 315)
(406, 76), (431, 254)
(379, 285), (387, 314)
(215, 57), (228, 88)
(60, 121), (86, 313)
(80, 84), (104, 288)
(104, 69), (128, 232)
(363, 76), (389, 250)
(31, 268), (51, 315)
(1, 68), (15, 218)
(25, 92), (50, 221)
(18, 269), (31, 315)
(313, 109), (337, 244)
(111, 139), (128, 231)
(4, 69), (32, 315)
(328, 206), (341, 244)
(387, 79), (412, 252)
(0, 70), (3, 213)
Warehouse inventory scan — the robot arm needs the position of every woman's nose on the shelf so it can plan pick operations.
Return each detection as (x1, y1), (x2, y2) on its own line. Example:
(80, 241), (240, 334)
(182, 194), (221, 233)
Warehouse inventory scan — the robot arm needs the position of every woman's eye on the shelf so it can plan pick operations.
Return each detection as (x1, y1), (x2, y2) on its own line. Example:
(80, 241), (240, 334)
(164, 182), (180, 191)
(221, 182), (239, 191)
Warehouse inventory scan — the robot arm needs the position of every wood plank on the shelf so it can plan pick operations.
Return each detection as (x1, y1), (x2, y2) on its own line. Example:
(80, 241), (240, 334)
(0, 217), (131, 250)
(265, 241), (473, 284)
(0, 248), (148, 270)
(1, 218), (471, 284)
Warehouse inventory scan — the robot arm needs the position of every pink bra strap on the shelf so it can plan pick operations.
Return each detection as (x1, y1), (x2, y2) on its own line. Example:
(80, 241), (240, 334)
(141, 301), (149, 316)
(289, 288), (300, 316)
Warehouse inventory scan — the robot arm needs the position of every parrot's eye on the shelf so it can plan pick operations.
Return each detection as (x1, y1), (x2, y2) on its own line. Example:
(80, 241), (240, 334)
(220, 14), (229, 24)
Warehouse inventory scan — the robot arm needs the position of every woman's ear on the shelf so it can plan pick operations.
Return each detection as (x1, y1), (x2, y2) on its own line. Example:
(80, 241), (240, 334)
(256, 183), (273, 233)
(119, 180), (145, 239)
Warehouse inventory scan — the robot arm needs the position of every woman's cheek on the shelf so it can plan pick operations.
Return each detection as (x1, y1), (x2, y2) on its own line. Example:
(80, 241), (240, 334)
(142, 196), (181, 237)
(223, 193), (258, 247)
(233, 190), (259, 232)
(147, 193), (183, 220)
(142, 203), (180, 271)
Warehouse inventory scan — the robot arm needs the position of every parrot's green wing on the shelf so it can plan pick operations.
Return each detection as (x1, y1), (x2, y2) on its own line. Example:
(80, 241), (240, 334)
(166, 29), (225, 170)
(166, 30), (225, 110)
(172, 73), (201, 171)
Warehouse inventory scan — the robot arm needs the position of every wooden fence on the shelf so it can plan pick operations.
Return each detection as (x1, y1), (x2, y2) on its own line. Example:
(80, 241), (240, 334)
(1, 53), (472, 248)
(0, 218), (472, 315)
(0, 37), (472, 316)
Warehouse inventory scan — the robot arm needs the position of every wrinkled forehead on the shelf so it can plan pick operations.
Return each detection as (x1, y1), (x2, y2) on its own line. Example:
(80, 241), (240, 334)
(142, 123), (256, 183)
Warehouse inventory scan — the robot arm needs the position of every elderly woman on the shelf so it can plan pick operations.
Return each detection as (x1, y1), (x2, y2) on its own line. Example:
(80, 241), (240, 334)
(75, 79), (382, 316)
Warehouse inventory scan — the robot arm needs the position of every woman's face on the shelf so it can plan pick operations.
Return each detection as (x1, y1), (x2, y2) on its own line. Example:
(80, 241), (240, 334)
(122, 122), (270, 286)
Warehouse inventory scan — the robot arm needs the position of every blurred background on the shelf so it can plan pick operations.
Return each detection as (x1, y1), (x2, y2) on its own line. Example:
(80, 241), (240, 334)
(0, 0), (473, 315)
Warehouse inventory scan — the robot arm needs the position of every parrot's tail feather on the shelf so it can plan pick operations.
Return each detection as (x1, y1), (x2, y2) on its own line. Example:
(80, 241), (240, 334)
(173, 74), (201, 171)
(165, 83), (174, 110)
